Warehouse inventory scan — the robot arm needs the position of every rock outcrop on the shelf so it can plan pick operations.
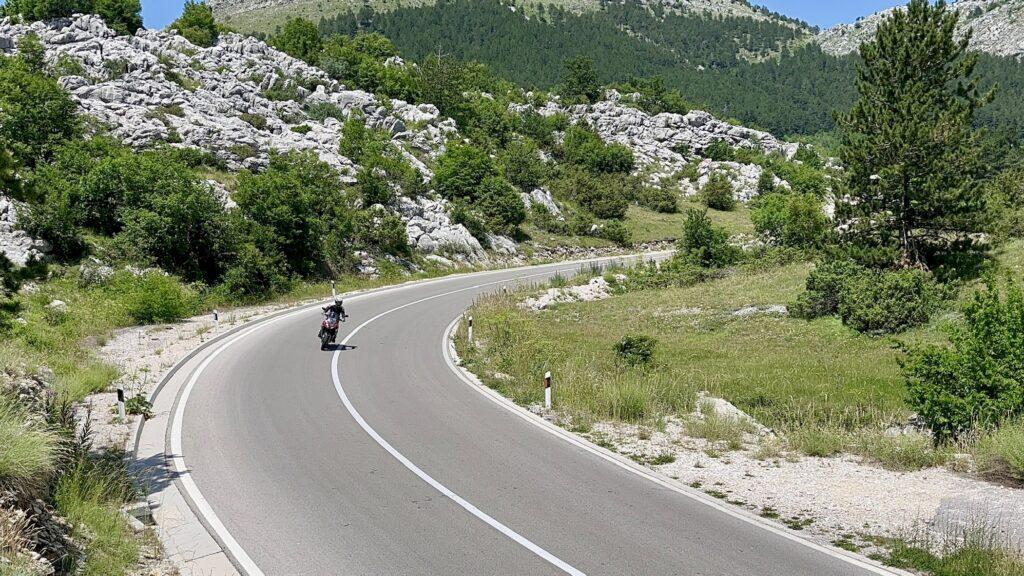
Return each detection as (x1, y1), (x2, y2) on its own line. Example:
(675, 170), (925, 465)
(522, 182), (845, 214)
(0, 196), (49, 266)
(816, 0), (1024, 59)
(513, 90), (798, 202)
(0, 15), (482, 260)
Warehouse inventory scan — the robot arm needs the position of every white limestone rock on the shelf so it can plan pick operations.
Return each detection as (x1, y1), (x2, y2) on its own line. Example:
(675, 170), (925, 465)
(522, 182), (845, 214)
(0, 196), (50, 266)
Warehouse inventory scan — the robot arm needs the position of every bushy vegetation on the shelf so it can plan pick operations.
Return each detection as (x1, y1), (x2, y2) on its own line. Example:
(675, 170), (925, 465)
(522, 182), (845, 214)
(750, 192), (829, 248)
(614, 335), (657, 367)
(432, 143), (525, 236)
(791, 261), (942, 335)
(2, 0), (142, 35)
(677, 209), (738, 268)
(170, 0), (220, 48)
(904, 279), (1024, 441)
(699, 172), (736, 211)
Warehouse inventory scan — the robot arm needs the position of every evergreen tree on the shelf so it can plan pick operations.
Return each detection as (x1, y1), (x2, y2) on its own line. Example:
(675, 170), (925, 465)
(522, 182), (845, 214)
(837, 0), (993, 268)
(561, 56), (601, 104)
(271, 18), (322, 64)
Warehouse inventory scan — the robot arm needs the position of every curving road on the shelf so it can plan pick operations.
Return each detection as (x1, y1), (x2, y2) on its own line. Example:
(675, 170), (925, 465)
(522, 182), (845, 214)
(164, 257), (901, 576)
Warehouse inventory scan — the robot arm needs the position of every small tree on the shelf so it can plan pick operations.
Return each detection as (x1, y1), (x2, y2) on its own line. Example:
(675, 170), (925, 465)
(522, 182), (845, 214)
(678, 208), (737, 268)
(432, 143), (496, 202)
(271, 17), (322, 63)
(94, 0), (142, 35)
(498, 137), (547, 191)
(0, 54), (79, 168)
(837, 0), (992, 268)
(561, 56), (601, 104)
(700, 172), (736, 211)
(905, 278), (1024, 441)
(171, 1), (219, 48)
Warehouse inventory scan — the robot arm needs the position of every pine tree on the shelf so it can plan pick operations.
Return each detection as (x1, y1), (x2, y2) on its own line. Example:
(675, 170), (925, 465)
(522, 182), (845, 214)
(837, 0), (993, 268)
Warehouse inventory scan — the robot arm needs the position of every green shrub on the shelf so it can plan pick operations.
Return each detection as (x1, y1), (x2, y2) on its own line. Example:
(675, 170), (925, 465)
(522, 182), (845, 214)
(270, 17), (322, 63)
(114, 271), (200, 325)
(433, 143), (496, 201)
(234, 151), (348, 276)
(550, 169), (629, 220)
(561, 125), (634, 174)
(700, 172), (736, 211)
(0, 52), (80, 168)
(124, 396), (153, 419)
(752, 192), (830, 248)
(354, 206), (409, 256)
(790, 260), (865, 319)
(477, 176), (526, 233)
(290, 124), (312, 135)
(595, 220), (631, 246)
(170, 0), (219, 47)
(678, 208), (738, 268)
(614, 335), (657, 366)
(220, 243), (289, 301)
(704, 140), (735, 162)
(240, 112), (267, 130)
(318, 33), (417, 102)
(529, 204), (567, 235)
(634, 184), (678, 214)
(305, 101), (346, 122)
(972, 419), (1024, 486)
(756, 170), (776, 195)
(356, 165), (395, 206)
(838, 268), (940, 335)
(498, 137), (547, 191)
(450, 201), (490, 242)
(794, 145), (824, 169)
(905, 280), (1024, 441)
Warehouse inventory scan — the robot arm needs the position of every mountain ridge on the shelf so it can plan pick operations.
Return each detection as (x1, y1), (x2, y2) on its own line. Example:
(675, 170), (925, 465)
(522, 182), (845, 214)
(815, 0), (1024, 59)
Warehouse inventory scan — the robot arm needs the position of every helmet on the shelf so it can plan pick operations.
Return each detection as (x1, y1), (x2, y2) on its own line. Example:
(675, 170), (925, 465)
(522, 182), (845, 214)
(335, 298), (343, 306)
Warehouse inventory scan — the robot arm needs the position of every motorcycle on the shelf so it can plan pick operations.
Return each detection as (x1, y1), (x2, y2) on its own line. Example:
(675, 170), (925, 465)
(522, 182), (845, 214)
(318, 309), (344, 350)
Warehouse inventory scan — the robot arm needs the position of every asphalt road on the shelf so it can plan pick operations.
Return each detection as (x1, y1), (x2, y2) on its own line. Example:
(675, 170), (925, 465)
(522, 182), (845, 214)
(176, 258), (898, 576)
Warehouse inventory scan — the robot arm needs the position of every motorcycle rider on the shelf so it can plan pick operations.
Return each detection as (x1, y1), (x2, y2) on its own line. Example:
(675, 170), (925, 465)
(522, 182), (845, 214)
(323, 298), (347, 321)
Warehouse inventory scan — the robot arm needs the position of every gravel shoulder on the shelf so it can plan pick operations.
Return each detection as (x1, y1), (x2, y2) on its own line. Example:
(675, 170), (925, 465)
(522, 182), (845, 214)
(582, 417), (1024, 557)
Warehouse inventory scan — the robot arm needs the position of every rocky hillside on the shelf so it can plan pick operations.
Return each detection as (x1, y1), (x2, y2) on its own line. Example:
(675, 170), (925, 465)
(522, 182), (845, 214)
(0, 14), (800, 268)
(816, 0), (1024, 58)
(211, 0), (810, 33)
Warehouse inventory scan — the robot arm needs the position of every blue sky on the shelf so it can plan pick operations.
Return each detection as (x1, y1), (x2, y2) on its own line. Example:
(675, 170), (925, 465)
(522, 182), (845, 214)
(134, 1), (908, 29)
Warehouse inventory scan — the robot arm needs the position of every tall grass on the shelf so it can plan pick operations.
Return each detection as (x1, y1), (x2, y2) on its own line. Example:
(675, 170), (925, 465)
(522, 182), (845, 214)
(0, 399), (58, 492)
(54, 462), (139, 575)
(972, 419), (1024, 487)
(882, 523), (1024, 576)
(459, 262), (907, 436)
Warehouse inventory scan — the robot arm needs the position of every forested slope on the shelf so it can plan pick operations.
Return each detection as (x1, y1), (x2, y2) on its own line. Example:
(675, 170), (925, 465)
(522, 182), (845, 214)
(318, 0), (1024, 139)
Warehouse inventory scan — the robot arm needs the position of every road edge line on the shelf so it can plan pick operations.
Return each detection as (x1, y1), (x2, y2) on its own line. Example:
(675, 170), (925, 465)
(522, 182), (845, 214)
(441, 316), (915, 576)
(135, 252), (669, 575)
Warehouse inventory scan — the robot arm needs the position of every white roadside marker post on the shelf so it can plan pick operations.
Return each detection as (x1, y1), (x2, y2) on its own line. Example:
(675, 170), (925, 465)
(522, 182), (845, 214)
(544, 371), (552, 410)
(116, 384), (126, 419)
(212, 309), (220, 334)
(331, 280), (337, 301)
(467, 316), (474, 345)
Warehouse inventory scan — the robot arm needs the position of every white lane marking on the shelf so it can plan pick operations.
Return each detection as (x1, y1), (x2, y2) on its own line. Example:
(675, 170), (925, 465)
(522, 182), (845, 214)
(440, 318), (910, 576)
(331, 271), (587, 576)
(169, 253), (660, 575)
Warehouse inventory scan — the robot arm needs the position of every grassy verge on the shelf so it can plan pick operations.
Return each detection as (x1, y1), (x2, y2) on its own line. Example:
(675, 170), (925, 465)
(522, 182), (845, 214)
(876, 525), (1024, 576)
(459, 261), (909, 432)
